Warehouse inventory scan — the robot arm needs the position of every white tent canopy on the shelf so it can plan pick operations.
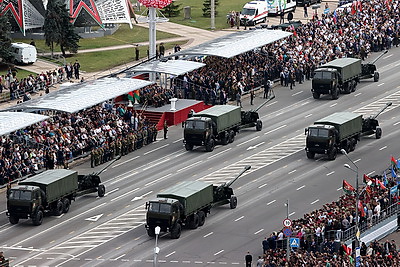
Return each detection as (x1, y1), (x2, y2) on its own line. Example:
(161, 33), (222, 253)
(4, 78), (154, 113)
(130, 60), (206, 76)
(172, 29), (292, 58)
(0, 112), (49, 136)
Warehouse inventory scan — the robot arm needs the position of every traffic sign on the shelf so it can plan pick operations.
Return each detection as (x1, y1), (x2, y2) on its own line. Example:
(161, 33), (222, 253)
(290, 238), (300, 248)
(283, 218), (292, 227)
(283, 227), (292, 237)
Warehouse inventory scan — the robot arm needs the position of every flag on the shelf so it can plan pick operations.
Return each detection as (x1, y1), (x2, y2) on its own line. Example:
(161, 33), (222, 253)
(351, 3), (356, 15)
(363, 174), (375, 185)
(293, 30), (298, 38)
(128, 90), (140, 102)
(391, 156), (398, 168)
(365, 185), (372, 195)
(383, 171), (388, 186)
(358, 200), (366, 217)
(357, 0), (362, 11)
(343, 180), (355, 194)
(342, 244), (352, 255)
(127, 91), (134, 102)
(333, 10), (337, 24)
(376, 179), (386, 190)
(391, 166), (397, 178)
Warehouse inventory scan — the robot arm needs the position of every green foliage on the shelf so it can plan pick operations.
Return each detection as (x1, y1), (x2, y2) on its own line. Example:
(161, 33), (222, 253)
(202, 0), (219, 17)
(0, 15), (14, 63)
(162, 1), (182, 17)
(44, 0), (80, 56)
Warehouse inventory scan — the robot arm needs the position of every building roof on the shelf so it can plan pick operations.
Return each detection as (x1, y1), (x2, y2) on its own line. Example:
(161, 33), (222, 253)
(0, 112), (49, 136)
(129, 60), (206, 76)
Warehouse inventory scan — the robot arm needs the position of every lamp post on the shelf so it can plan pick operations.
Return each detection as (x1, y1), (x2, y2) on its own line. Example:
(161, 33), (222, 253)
(341, 149), (360, 249)
(153, 226), (161, 267)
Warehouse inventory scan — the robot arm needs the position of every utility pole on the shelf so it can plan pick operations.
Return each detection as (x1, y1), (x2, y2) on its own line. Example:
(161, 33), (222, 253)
(286, 199), (290, 262)
(210, 0), (215, 30)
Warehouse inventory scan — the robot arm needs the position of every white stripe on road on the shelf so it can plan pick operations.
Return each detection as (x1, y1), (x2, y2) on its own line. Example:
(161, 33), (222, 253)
(234, 216), (244, 222)
(112, 156), (139, 168)
(379, 146), (387, 151)
(144, 144), (169, 155)
(236, 136), (260, 147)
(177, 161), (202, 172)
(310, 199), (319, 205)
(208, 148), (231, 159)
(264, 124), (287, 135)
(214, 250), (224, 256)
(165, 251), (176, 258)
(254, 229), (264, 235)
(111, 188), (139, 202)
(296, 185), (305, 191)
(289, 212), (295, 217)
(258, 183), (268, 189)
(203, 232), (213, 238)
(326, 171), (335, 176)
(267, 200), (276, 205)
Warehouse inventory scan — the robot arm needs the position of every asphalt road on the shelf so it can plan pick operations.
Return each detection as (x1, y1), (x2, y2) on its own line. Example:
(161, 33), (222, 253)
(1, 46), (400, 266)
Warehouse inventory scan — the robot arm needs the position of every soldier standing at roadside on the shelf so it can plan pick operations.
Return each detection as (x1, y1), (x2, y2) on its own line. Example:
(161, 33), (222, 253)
(163, 121), (168, 139)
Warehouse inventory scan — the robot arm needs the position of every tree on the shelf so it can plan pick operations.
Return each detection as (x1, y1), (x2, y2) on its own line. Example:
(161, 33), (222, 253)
(202, 0), (219, 17)
(44, 0), (80, 57)
(0, 15), (14, 64)
(162, 1), (182, 17)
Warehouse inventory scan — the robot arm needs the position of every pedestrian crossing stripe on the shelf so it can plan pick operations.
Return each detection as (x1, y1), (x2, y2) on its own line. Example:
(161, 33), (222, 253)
(290, 238), (299, 248)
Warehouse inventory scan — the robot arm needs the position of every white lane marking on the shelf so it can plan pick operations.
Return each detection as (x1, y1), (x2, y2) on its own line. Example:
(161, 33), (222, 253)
(234, 216), (244, 222)
(144, 144), (169, 155)
(394, 121), (400, 126)
(377, 83), (384, 87)
(145, 173), (171, 187)
(173, 138), (183, 144)
(214, 250), (224, 256)
(330, 103), (337, 107)
(236, 136), (260, 147)
(379, 146), (387, 150)
(267, 200), (276, 205)
(289, 212), (295, 217)
(203, 232), (213, 238)
(0, 210), (7, 215)
(104, 188), (119, 197)
(85, 214), (104, 222)
(354, 159), (361, 163)
(337, 187), (342, 191)
(296, 185), (305, 191)
(254, 229), (264, 235)
(165, 251), (176, 258)
(208, 148), (231, 159)
(112, 156), (140, 168)
(12, 202), (107, 246)
(111, 188), (139, 202)
(258, 183), (268, 189)
(177, 161), (202, 172)
(305, 114), (312, 118)
(367, 171), (375, 176)
(354, 93), (362, 97)
(111, 254), (126, 261)
(247, 142), (265, 150)
(110, 171), (138, 185)
(288, 170), (296, 175)
(292, 91), (302, 96)
(264, 124), (287, 135)
(310, 199), (319, 205)
(326, 171), (335, 176)
(383, 54), (393, 59)
(395, 62), (400, 67)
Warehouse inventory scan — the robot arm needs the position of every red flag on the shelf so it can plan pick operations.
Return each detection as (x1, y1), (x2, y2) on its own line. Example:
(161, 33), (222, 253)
(376, 179), (386, 190)
(343, 180), (355, 194)
(293, 31), (298, 38)
(342, 244), (352, 255)
(357, 0), (362, 11)
(358, 200), (366, 217)
(365, 185), (372, 195)
(391, 156), (398, 167)
(351, 3), (356, 15)
(363, 174), (375, 185)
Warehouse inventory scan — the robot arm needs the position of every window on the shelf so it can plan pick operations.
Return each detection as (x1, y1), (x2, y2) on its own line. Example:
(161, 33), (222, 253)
(313, 71), (331, 79)
(149, 202), (171, 213)
(308, 128), (329, 138)
(9, 190), (32, 200)
(185, 120), (206, 129)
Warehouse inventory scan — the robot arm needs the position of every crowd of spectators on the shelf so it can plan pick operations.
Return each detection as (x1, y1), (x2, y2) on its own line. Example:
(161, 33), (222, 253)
(173, 0), (400, 103)
(138, 84), (175, 107)
(0, 101), (158, 185)
(255, 161), (400, 266)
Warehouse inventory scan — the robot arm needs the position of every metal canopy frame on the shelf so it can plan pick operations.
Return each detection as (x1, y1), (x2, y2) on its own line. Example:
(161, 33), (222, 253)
(0, 112), (49, 136)
(129, 60), (206, 76)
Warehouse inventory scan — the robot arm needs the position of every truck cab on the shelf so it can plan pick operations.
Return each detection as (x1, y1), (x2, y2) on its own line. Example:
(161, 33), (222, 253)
(305, 125), (336, 159)
(183, 117), (215, 150)
(7, 185), (42, 224)
(145, 199), (181, 238)
(311, 68), (339, 99)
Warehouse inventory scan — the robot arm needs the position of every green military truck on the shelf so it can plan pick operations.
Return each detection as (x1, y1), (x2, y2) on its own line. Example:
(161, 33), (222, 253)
(6, 168), (107, 226)
(145, 166), (250, 239)
(312, 58), (362, 100)
(305, 112), (363, 160)
(184, 105), (242, 152)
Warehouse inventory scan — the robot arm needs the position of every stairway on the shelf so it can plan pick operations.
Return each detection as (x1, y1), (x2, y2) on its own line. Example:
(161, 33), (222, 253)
(142, 111), (164, 130)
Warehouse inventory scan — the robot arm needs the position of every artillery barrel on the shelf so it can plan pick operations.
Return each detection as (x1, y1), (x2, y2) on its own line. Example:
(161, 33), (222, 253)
(254, 95), (276, 112)
(371, 102), (392, 120)
(93, 155), (122, 176)
(369, 50), (388, 65)
(224, 165), (251, 188)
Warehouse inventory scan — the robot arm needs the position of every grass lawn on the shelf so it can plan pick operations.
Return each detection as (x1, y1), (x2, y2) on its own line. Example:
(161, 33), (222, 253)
(0, 65), (36, 79)
(64, 41), (187, 73)
(165, 0), (249, 30)
(13, 24), (179, 53)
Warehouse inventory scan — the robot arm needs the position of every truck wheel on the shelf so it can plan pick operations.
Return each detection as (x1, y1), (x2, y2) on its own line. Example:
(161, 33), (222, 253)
(351, 81), (356, 92)
(147, 227), (156, 237)
(312, 92), (320, 99)
(228, 130), (235, 143)
(185, 143), (194, 151)
(328, 148), (337, 161)
(349, 138), (356, 152)
(221, 133), (229, 145)
(374, 72), (379, 82)
(189, 214), (199, 229)
(375, 128), (382, 139)
(32, 210), (43, 226)
(306, 151), (315, 159)
(9, 215), (19, 225)
(198, 211), (206, 226)
(98, 184), (106, 197)
(63, 198), (70, 213)
(54, 200), (64, 216)
(256, 120), (262, 131)
(171, 223), (181, 239)
(332, 90), (339, 100)
(205, 139), (215, 152)
(230, 196), (238, 209)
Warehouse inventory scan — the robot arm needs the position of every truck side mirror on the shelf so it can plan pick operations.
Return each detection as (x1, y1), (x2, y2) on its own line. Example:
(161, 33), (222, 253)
(145, 202), (149, 210)
(304, 128), (308, 135)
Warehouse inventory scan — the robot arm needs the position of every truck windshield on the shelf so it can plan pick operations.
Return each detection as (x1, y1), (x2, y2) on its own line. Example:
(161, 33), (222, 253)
(242, 8), (256, 16)
(308, 128), (329, 138)
(9, 190), (32, 200)
(185, 120), (205, 129)
(149, 202), (171, 213)
(313, 71), (331, 79)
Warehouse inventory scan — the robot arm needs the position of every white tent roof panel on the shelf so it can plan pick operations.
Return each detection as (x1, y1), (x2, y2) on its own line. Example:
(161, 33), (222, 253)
(130, 60), (206, 76)
(5, 78), (153, 113)
(0, 112), (49, 136)
(173, 29), (292, 58)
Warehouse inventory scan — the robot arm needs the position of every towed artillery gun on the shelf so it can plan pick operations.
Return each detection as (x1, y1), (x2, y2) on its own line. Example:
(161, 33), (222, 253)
(360, 50), (388, 82)
(362, 102), (392, 139)
(145, 165), (251, 239)
(240, 95), (276, 131)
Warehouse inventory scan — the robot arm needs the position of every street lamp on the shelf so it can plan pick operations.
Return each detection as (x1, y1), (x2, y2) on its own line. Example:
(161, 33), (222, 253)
(341, 149), (360, 249)
(154, 226), (161, 267)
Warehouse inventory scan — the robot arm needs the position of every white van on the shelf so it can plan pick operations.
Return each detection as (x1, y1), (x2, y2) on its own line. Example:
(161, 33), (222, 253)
(11, 43), (37, 64)
(240, 1), (269, 26)
(267, 0), (296, 16)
